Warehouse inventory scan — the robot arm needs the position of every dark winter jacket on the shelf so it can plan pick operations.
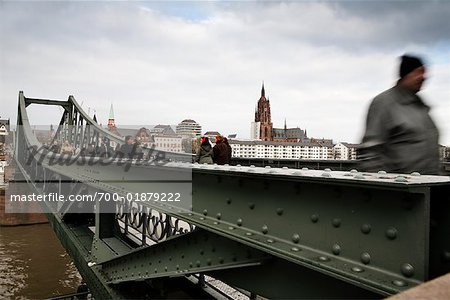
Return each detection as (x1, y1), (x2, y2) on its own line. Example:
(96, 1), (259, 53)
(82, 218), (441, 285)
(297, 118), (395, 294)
(196, 144), (213, 164)
(359, 85), (439, 174)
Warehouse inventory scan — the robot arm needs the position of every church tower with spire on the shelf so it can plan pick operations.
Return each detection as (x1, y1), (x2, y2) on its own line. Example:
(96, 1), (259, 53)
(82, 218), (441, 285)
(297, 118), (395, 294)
(251, 83), (307, 142)
(254, 82), (273, 141)
(107, 103), (120, 136)
(107, 104), (115, 130)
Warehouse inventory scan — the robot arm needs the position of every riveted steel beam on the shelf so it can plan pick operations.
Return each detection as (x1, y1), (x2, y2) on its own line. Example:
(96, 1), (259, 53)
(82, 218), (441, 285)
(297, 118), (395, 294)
(100, 228), (270, 284)
(180, 167), (450, 295)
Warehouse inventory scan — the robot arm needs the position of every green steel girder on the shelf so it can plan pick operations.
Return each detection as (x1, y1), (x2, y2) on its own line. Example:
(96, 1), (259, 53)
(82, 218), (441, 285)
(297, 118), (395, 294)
(184, 170), (433, 295)
(30, 157), (449, 296)
(100, 228), (270, 284)
(209, 257), (380, 299)
(14, 91), (450, 298)
(12, 161), (124, 299)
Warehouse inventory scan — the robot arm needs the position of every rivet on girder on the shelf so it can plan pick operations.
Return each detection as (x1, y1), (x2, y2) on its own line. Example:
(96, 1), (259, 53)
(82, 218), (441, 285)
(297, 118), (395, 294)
(378, 170), (387, 174)
(324, 168), (331, 172)
(216, 213), (222, 220)
(332, 218), (341, 228)
(361, 252), (371, 265)
(226, 198), (232, 204)
(219, 257), (224, 264)
(164, 267), (168, 271)
(392, 280), (407, 287)
(266, 239), (274, 244)
(318, 256), (330, 262)
(292, 234), (300, 244)
(291, 247), (300, 252)
(262, 225), (269, 234)
(207, 259), (212, 266)
(351, 266), (364, 273)
(311, 214), (319, 223)
(395, 176), (408, 182)
(411, 172), (421, 176)
(228, 226), (235, 230)
(276, 208), (284, 216)
(361, 224), (371, 234)
(265, 166), (271, 169)
(249, 203), (255, 210)
(176, 265), (180, 270)
(189, 262), (193, 267)
(302, 167), (309, 171)
(196, 261), (201, 267)
(332, 244), (341, 255)
(246, 232), (253, 236)
(350, 169), (358, 173)
(401, 263), (414, 277)
(199, 217), (205, 220)
(237, 218), (243, 226)
(213, 221), (220, 225)
(386, 227), (398, 240)
(203, 209), (208, 216)
(321, 172), (331, 178)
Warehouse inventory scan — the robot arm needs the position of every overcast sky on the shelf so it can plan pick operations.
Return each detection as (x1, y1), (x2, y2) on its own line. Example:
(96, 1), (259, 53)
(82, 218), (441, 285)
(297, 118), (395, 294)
(1, 1), (449, 145)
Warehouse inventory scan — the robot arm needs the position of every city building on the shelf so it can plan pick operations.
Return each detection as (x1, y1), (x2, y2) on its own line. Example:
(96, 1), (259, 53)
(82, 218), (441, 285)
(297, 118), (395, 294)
(203, 131), (221, 141)
(273, 120), (307, 142)
(153, 135), (183, 153)
(176, 119), (202, 138)
(0, 119), (9, 144)
(150, 125), (176, 136)
(114, 125), (183, 153)
(333, 142), (359, 160)
(439, 145), (450, 162)
(253, 83), (273, 141)
(230, 139), (333, 160)
(251, 83), (307, 142)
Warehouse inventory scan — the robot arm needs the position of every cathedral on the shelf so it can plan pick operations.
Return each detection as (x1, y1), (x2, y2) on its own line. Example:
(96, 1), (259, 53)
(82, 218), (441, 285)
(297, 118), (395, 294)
(252, 83), (307, 142)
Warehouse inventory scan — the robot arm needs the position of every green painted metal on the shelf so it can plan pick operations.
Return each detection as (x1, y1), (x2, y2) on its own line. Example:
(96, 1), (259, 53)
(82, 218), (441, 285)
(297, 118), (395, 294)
(13, 91), (450, 299)
(186, 170), (436, 295)
(101, 229), (269, 284)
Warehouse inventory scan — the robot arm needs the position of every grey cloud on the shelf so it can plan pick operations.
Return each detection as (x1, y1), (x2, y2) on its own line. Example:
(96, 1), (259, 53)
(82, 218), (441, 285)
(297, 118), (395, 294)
(331, 1), (450, 46)
(207, 1), (450, 52)
(0, 1), (448, 144)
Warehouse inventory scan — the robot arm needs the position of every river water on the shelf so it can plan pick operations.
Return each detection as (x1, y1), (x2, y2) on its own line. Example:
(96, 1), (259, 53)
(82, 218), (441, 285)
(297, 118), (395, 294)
(0, 223), (82, 299)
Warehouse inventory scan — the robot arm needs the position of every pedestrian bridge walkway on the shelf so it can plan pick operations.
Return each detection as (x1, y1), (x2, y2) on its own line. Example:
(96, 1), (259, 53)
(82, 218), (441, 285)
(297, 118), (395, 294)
(9, 91), (450, 299)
